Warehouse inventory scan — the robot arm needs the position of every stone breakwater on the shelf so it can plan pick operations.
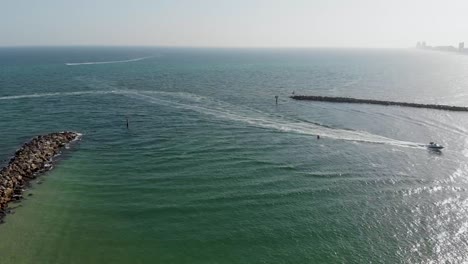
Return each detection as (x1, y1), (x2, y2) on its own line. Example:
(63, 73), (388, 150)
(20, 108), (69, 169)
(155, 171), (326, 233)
(0, 132), (81, 222)
(290, 95), (468, 112)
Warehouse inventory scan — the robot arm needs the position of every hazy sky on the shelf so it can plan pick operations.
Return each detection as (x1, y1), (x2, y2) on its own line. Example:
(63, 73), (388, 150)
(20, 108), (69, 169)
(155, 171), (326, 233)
(1, 0), (467, 48)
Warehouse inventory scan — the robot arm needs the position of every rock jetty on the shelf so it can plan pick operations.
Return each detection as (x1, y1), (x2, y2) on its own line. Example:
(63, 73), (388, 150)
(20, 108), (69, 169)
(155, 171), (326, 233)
(0, 131), (81, 222)
(290, 95), (468, 112)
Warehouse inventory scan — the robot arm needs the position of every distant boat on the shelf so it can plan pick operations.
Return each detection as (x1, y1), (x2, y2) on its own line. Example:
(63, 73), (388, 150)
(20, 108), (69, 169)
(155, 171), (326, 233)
(427, 142), (444, 150)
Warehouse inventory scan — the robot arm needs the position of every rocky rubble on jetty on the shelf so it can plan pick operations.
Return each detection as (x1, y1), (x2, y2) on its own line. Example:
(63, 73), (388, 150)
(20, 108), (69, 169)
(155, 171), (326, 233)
(290, 95), (468, 112)
(0, 131), (81, 222)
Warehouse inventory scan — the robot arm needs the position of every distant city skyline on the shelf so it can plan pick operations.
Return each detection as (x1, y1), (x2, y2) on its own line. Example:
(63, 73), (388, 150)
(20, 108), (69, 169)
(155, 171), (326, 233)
(416, 40), (467, 54)
(1, 0), (468, 48)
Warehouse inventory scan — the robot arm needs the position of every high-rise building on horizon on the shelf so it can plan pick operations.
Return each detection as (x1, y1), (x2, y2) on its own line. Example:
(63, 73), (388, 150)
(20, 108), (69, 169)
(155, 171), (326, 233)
(416, 41), (427, 49)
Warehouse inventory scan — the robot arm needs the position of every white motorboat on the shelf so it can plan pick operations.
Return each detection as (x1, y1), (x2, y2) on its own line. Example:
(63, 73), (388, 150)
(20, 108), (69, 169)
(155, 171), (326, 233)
(427, 142), (444, 149)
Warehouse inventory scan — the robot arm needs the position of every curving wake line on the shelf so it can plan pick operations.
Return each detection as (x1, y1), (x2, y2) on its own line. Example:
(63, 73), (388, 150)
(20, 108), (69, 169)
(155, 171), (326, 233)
(119, 90), (425, 149)
(65, 56), (152, 66)
(0, 89), (424, 148)
(0, 90), (118, 100)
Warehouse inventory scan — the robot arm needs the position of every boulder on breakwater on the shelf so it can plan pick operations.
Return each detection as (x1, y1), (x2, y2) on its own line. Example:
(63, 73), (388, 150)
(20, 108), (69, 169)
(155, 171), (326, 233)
(0, 131), (81, 221)
(290, 95), (468, 112)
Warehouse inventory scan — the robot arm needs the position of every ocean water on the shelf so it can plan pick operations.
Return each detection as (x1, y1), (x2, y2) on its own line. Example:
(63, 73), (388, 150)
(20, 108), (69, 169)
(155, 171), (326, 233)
(1, 47), (468, 263)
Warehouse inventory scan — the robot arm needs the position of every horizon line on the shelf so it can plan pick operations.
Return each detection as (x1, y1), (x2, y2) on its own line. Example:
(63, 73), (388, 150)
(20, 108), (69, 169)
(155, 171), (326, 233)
(0, 44), (410, 50)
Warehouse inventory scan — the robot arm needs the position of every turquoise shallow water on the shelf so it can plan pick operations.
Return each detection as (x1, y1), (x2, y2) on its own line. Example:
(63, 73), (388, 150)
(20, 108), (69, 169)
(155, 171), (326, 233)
(1, 47), (468, 263)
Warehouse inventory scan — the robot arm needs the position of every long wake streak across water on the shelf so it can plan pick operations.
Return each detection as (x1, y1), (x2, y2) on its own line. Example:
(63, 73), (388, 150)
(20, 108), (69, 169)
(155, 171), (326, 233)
(0, 91), (118, 101)
(0, 89), (424, 148)
(118, 90), (424, 148)
(65, 56), (152, 66)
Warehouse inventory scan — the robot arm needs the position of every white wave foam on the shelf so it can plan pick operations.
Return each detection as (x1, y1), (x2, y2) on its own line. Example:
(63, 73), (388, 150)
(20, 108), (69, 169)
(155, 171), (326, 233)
(0, 90), (117, 101)
(65, 56), (152, 66)
(119, 90), (423, 148)
(0, 89), (423, 147)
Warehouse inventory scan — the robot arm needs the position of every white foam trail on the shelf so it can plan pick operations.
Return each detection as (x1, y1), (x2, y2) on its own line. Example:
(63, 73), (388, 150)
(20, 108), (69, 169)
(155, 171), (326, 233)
(0, 89), (424, 148)
(0, 90), (118, 101)
(65, 56), (152, 66)
(118, 90), (424, 148)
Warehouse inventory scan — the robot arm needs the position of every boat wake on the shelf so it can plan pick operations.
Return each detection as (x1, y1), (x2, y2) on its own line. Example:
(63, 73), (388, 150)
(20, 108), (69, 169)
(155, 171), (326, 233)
(0, 90), (118, 101)
(65, 56), (152, 66)
(119, 90), (424, 148)
(0, 89), (424, 148)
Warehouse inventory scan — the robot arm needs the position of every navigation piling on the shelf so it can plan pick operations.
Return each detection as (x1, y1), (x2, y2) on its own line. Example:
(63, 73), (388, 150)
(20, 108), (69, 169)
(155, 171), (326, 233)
(275, 95), (279, 105)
